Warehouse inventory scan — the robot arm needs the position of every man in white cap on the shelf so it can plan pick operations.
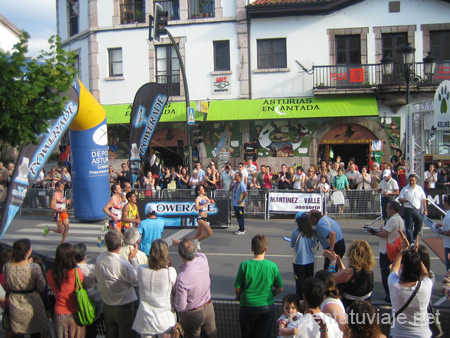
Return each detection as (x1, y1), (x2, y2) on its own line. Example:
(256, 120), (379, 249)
(137, 204), (165, 255)
(378, 169), (399, 221)
(119, 227), (149, 265)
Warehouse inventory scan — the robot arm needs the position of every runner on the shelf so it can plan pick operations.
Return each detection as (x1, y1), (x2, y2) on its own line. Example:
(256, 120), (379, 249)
(43, 181), (71, 243)
(121, 191), (141, 234)
(103, 184), (124, 233)
(173, 184), (215, 250)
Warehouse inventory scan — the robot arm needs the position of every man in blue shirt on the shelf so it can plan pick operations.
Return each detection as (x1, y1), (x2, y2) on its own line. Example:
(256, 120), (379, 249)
(231, 172), (247, 235)
(138, 204), (165, 255)
(309, 209), (346, 269)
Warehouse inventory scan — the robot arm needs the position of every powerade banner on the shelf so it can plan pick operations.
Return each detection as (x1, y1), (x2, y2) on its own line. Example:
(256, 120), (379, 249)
(136, 199), (230, 228)
(0, 82), (80, 238)
(128, 83), (168, 186)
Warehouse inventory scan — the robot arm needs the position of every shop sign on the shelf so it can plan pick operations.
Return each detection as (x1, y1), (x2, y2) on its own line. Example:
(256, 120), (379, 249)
(211, 75), (231, 95)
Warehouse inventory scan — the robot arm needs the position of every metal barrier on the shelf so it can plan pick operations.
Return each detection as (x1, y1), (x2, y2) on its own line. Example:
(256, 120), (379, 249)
(326, 189), (381, 216)
(18, 187), (383, 219)
(88, 298), (448, 337)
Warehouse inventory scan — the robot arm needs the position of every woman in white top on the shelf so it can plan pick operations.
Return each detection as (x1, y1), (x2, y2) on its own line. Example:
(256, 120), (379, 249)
(424, 164), (437, 189)
(388, 230), (432, 338)
(438, 194), (450, 271)
(133, 239), (177, 338)
(315, 270), (346, 333)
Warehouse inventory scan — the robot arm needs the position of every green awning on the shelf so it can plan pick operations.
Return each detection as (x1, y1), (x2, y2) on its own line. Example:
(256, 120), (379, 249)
(104, 96), (378, 124)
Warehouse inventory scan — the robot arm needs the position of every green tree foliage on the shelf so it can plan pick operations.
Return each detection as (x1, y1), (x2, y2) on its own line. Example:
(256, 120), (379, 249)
(0, 32), (77, 147)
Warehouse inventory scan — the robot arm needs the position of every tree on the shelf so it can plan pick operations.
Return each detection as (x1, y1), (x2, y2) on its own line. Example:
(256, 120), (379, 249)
(0, 32), (77, 147)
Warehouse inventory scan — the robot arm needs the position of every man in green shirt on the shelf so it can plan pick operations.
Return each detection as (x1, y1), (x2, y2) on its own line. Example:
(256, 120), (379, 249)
(234, 234), (283, 338)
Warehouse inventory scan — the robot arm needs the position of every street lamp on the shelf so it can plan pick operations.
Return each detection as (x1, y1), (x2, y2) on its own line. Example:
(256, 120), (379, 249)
(423, 51), (436, 79)
(380, 44), (436, 105)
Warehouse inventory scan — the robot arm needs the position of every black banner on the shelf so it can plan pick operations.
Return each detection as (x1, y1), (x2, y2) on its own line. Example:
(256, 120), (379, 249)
(128, 83), (168, 186)
(136, 198), (231, 228)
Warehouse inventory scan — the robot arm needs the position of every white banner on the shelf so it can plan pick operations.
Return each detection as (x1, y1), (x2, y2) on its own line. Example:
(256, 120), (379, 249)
(268, 192), (323, 213)
(434, 80), (450, 130)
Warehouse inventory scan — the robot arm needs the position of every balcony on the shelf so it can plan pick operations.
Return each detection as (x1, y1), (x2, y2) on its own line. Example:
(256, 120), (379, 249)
(312, 62), (449, 95)
(120, 2), (145, 24)
(157, 74), (180, 96)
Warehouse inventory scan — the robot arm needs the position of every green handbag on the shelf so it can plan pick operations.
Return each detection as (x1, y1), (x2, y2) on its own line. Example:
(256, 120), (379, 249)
(75, 268), (96, 326)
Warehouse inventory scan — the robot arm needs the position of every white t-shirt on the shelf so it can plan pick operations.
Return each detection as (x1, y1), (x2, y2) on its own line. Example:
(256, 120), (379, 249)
(399, 184), (426, 210)
(388, 272), (432, 338)
(292, 172), (305, 190)
(296, 312), (342, 338)
(379, 213), (404, 254)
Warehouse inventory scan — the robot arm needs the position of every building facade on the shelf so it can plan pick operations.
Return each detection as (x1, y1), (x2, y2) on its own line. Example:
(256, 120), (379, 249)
(57, 0), (450, 172)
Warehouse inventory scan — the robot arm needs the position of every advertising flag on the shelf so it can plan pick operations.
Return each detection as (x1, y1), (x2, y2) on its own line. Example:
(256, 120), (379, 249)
(128, 83), (168, 186)
(0, 81), (80, 238)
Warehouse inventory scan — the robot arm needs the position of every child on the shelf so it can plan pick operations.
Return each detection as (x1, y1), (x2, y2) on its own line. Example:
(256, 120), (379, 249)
(278, 293), (303, 338)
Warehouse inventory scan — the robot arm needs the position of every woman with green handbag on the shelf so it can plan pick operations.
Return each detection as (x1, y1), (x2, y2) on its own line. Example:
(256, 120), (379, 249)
(47, 243), (86, 338)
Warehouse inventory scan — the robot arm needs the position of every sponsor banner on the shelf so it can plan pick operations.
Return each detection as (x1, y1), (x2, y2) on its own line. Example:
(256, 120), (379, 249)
(128, 83), (168, 186)
(136, 199), (230, 227)
(434, 80), (450, 130)
(425, 187), (449, 219)
(69, 80), (110, 222)
(269, 192), (323, 213)
(0, 83), (80, 238)
(104, 96), (378, 124)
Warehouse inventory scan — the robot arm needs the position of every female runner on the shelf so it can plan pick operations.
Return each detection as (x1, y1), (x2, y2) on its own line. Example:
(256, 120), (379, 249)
(173, 185), (215, 250)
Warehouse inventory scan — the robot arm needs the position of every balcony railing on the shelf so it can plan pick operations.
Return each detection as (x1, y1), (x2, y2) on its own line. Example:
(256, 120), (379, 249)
(313, 62), (450, 91)
(157, 74), (180, 96)
(155, 0), (180, 20)
(120, 2), (145, 24)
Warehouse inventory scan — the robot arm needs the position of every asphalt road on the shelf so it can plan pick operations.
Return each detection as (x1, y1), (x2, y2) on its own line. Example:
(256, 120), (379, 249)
(2, 211), (449, 307)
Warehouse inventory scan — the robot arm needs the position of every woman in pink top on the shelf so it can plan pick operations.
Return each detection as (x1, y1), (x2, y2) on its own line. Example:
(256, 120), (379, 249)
(47, 243), (85, 338)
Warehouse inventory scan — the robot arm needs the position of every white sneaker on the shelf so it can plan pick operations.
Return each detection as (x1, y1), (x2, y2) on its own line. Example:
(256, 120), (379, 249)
(234, 230), (246, 235)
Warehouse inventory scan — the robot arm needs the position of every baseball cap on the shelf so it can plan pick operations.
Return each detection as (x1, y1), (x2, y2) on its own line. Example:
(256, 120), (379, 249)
(295, 211), (308, 221)
(147, 204), (157, 215)
(383, 169), (391, 178)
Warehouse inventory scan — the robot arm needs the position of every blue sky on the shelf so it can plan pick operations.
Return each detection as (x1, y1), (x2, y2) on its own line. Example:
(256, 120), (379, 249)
(1, 0), (57, 57)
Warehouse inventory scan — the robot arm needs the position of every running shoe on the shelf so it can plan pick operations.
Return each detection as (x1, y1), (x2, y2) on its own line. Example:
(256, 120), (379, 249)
(97, 235), (105, 247)
(234, 230), (246, 235)
(42, 225), (49, 237)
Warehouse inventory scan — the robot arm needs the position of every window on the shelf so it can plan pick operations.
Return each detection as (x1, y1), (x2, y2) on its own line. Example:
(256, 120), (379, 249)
(155, 0), (180, 20)
(213, 41), (230, 71)
(336, 35), (361, 65)
(156, 45), (180, 96)
(69, 0), (79, 36)
(430, 30), (450, 62)
(73, 54), (80, 80)
(382, 33), (407, 63)
(108, 48), (123, 77)
(120, 0), (145, 24)
(189, 0), (215, 18)
(257, 38), (287, 69)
